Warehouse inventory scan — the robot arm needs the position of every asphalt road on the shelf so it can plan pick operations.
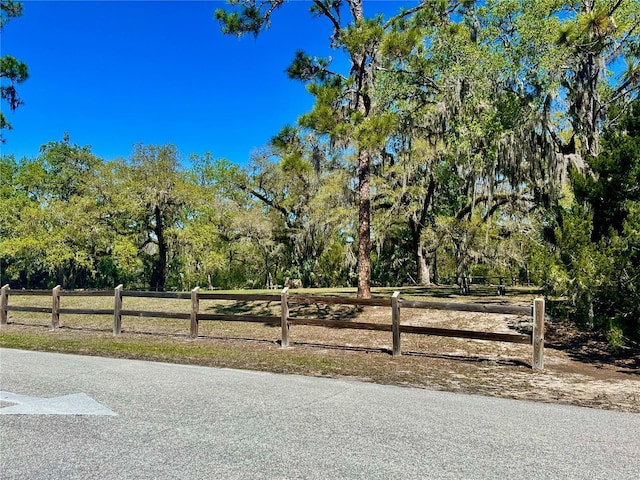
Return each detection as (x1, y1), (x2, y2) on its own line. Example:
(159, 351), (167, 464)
(0, 348), (638, 480)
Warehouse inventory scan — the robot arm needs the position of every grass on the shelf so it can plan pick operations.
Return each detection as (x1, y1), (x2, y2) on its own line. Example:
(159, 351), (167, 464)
(2, 285), (639, 412)
(0, 284), (539, 375)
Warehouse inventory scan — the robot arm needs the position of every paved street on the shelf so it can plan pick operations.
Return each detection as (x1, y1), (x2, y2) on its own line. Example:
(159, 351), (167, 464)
(1, 348), (638, 479)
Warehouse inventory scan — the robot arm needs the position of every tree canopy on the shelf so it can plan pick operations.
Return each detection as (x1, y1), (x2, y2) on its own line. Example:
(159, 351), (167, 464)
(0, 0), (28, 140)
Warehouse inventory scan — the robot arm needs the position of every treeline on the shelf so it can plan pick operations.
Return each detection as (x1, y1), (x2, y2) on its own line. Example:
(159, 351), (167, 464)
(0, 138), (516, 291)
(0, 136), (545, 291)
(1, 0), (639, 344)
(1, 99), (639, 343)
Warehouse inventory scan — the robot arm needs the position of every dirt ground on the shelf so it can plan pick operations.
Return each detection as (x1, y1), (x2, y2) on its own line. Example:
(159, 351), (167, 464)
(2, 287), (638, 412)
(307, 303), (640, 413)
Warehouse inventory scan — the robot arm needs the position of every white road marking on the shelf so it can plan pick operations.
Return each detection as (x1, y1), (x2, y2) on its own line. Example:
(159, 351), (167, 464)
(0, 391), (117, 416)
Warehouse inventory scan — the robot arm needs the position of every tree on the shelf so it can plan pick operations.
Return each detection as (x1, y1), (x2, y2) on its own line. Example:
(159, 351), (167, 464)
(113, 144), (194, 291)
(572, 100), (640, 244)
(0, 138), (111, 289)
(368, 2), (548, 289)
(556, 0), (640, 157)
(541, 99), (640, 344)
(215, 0), (456, 297)
(0, 154), (45, 287)
(233, 128), (354, 287)
(482, 0), (640, 164)
(184, 154), (276, 290)
(0, 0), (29, 140)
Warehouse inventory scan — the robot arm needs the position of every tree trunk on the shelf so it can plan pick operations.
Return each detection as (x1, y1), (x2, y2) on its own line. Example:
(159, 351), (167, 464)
(150, 205), (167, 291)
(417, 248), (432, 285)
(348, 1), (373, 299)
(568, 2), (605, 159)
(410, 225), (432, 286)
(455, 236), (470, 295)
(264, 249), (271, 289)
(357, 148), (372, 298)
(433, 249), (438, 285)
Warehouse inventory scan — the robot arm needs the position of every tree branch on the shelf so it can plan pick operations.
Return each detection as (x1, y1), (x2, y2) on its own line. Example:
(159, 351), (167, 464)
(375, 66), (441, 92)
(383, 2), (428, 29)
(241, 185), (294, 229)
(312, 0), (341, 35)
(418, 173), (436, 228)
(455, 193), (522, 221)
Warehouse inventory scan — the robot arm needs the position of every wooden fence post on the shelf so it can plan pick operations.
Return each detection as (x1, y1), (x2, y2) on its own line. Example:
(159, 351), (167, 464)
(1, 284), (9, 325)
(281, 287), (289, 348)
(533, 298), (545, 371)
(51, 285), (61, 328)
(190, 286), (200, 339)
(113, 284), (123, 335)
(392, 291), (401, 357)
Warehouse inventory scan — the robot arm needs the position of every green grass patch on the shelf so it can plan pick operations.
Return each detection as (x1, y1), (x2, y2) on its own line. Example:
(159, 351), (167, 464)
(0, 329), (349, 377)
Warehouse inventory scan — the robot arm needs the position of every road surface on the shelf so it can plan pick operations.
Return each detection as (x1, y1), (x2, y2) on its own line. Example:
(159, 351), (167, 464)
(1, 348), (638, 479)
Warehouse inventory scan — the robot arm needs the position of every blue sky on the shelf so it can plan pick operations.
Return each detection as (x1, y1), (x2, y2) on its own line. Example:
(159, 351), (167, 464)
(1, 1), (409, 165)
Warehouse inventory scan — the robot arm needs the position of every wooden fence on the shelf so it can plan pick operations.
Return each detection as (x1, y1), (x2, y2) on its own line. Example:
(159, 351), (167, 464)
(0, 284), (545, 370)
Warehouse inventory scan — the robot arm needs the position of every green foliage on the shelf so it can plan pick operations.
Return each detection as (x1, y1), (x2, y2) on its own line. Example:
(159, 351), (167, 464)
(116, 144), (198, 290)
(379, 26), (424, 60)
(214, 0), (466, 297)
(316, 235), (353, 287)
(0, 0), (21, 28)
(353, 113), (396, 150)
(549, 100), (640, 344)
(572, 100), (640, 240)
(286, 50), (331, 82)
(0, 140), (281, 291)
(338, 17), (385, 54)
(0, 0), (28, 138)
(214, 0), (286, 37)
(0, 137), (119, 289)
(240, 129), (356, 288)
(38, 136), (100, 200)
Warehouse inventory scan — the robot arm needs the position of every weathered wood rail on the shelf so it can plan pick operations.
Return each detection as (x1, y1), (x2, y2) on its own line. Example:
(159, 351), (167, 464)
(0, 284), (545, 370)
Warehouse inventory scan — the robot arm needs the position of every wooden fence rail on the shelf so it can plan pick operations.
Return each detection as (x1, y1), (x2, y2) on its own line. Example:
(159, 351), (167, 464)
(399, 299), (531, 316)
(0, 284), (545, 370)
